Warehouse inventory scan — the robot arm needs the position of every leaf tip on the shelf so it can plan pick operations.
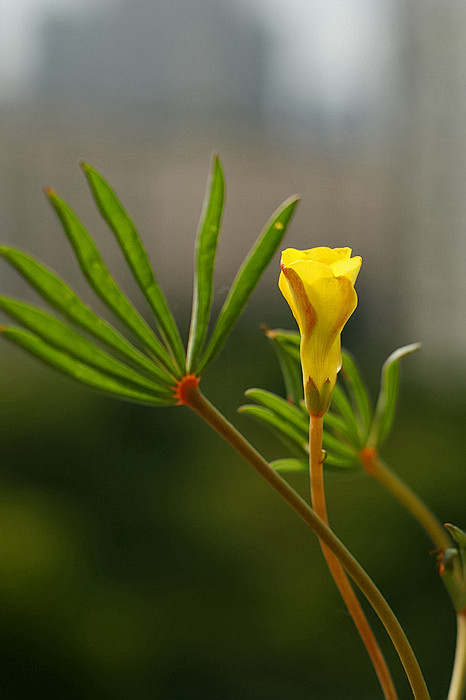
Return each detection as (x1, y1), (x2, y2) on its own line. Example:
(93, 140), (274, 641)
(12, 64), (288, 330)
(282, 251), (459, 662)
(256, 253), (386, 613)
(80, 161), (92, 174)
(44, 186), (57, 198)
(260, 323), (276, 339)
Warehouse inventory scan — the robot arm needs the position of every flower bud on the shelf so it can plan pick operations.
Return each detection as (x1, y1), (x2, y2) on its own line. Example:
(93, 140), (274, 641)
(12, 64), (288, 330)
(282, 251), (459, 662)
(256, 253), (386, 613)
(279, 247), (361, 416)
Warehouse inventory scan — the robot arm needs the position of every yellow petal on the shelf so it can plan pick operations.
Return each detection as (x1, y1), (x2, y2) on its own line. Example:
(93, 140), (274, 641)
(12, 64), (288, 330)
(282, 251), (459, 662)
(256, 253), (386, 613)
(278, 246), (361, 416)
(330, 256), (362, 284)
(281, 246), (352, 267)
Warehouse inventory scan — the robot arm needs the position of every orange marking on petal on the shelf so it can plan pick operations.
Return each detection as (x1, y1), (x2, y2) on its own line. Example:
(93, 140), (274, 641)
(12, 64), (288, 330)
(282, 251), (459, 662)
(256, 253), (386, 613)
(173, 374), (200, 405)
(281, 266), (317, 335)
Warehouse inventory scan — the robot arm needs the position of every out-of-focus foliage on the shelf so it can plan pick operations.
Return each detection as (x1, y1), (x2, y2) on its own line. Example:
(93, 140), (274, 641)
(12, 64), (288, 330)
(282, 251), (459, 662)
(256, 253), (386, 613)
(0, 335), (464, 699)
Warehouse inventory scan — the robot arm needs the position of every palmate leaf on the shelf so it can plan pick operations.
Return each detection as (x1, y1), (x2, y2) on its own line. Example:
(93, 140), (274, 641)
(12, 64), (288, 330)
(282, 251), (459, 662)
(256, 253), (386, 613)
(0, 327), (175, 406)
(81, 162), (186, 372)
(195, 195), (299, 375)
(46, 188), (178, 376)
(367, 343), (420, 447)
(240, 387), (361, 469)
(0, 247), (172, 384)
(186, 154), (225, 372)
(0, 297), (171, 394)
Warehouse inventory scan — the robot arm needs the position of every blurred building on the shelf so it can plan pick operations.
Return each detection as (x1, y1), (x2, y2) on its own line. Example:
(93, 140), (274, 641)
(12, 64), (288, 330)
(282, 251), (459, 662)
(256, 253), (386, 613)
(38, 0), (265, 125)
(399, 0), (466, 363)
(1, 0), (466, 371)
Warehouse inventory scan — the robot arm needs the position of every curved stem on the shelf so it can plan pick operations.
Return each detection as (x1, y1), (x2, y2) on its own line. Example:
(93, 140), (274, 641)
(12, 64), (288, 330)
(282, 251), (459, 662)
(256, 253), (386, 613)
(448, 610), (466, 700)
(184, 385), (429, 699)
(309, 417), (396, 699)
(359, 448), (451, 552)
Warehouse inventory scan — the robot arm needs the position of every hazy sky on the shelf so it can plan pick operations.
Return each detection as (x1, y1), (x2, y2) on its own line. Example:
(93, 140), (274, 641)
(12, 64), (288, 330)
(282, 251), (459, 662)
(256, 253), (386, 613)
(0, 0), (391, 113)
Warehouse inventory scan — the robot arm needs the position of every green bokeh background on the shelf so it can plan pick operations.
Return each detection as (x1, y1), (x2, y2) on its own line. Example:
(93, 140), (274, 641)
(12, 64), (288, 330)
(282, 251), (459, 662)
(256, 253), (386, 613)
(1, 321), (464, 699)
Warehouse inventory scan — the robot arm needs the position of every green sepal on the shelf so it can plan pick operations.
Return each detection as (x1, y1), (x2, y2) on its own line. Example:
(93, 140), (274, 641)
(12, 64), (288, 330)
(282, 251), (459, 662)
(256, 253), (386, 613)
(238, 404), (308, 457)
(196, 195), (300, 374)
(186, 154), (225, 372)
(440, 524), (466, 612)
(367, 343), (420, 447)
(46, 188), (179, 376)
(0, 246), (172, 384)
(0, 296), (171, 394)
(341, 350), (372, 443)
(81, 162), (185, 372)
(0, 327), (175, 406)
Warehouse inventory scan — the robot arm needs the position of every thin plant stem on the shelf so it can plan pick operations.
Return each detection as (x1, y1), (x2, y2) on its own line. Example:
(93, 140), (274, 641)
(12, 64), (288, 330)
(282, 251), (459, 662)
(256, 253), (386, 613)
(448, 610), (466, 700)
(184, 384), (430, 700)
(359, 448), (451, 552)
(309, 416), (396, 699)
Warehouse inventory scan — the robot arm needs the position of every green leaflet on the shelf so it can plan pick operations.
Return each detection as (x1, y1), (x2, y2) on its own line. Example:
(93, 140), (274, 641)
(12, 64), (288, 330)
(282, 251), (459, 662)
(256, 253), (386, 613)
(269, 454), (357, 474)
(323, 410), (357, 447)
(46, 189), (178, 376)
(341, 350), (372, 443)
(186, 154), (225, 372)
(269, 458), (307, 473)
(81, 162), (186, 372)
(321, 430), (360, 466)
(195, 195), (299, 375)
(0, 247), (172, 384)
(367, 343), (420, 447)
(330, 384), (363, 449)
(244, 388), (308, 434)
(238, 404), (308, 456)
(0, 296), (171, 394)
(0, 327), (175, 406)
(241, 386), (360, 467)
(264, 329), (302, 405)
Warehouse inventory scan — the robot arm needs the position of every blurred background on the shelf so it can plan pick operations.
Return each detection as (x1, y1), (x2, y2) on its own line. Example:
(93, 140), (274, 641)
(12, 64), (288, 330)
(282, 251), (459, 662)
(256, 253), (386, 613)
(0, 0), (465, 697)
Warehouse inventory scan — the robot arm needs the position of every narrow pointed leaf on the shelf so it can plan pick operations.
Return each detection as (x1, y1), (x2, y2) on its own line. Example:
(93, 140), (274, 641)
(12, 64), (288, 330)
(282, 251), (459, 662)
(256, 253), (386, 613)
(270, 458), (307, 473)
(244, 388), (308, 434)
(263, 328), (302, 404)
(273, 339), (303, 404)
(323, 410), (356, 446)
(81, 162), (185, 371)
(46, 189), (178, 375)
(368, 343), (420, 447)
(323, 453), (362, 470)
(0, 296), (171, 394)
(238, 404), (308, 454)
(341, 350), (372, 442)
(321, 429), (360, 462)
(196, 195), (300, 374)
(0, 327), (175, 406)
(271, 329), (300, 350)
(186, 154), (225, 371)
(0, 247), (172, 384)
(330, 383), (363, 448)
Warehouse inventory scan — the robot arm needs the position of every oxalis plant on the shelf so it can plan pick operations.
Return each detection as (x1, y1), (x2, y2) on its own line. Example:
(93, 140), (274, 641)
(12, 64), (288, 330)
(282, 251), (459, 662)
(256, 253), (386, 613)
(0, 154), (465, 699)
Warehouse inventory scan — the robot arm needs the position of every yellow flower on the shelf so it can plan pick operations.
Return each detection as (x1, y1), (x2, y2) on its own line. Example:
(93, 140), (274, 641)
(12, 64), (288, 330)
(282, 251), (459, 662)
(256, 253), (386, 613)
(279, 247), (362, 416)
